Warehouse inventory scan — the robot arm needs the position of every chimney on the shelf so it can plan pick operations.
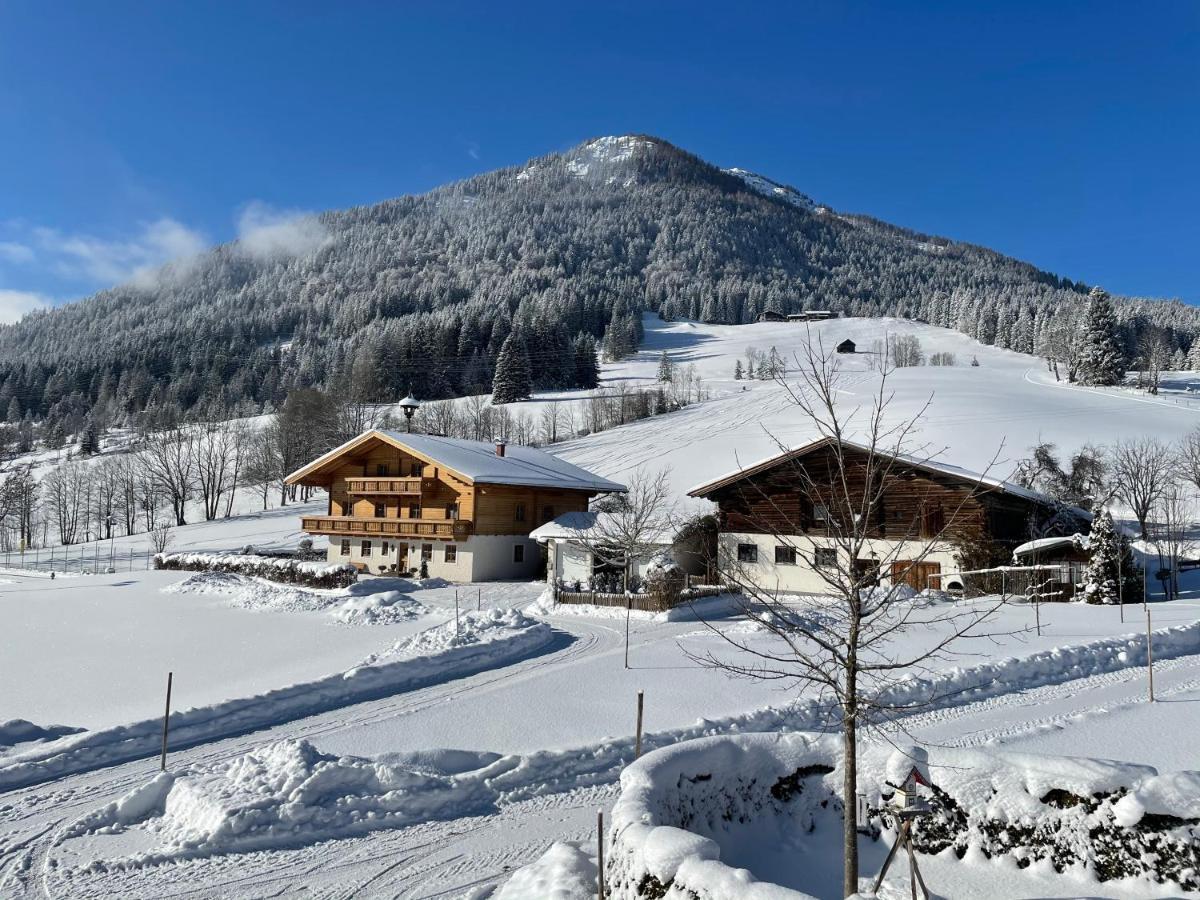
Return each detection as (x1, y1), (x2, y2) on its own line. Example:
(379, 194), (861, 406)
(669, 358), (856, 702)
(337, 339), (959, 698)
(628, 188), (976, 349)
(494, 439), (506, 458)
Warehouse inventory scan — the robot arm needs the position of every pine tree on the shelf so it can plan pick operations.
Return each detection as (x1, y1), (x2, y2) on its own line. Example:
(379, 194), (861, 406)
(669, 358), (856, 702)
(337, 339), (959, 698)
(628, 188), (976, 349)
(1077, 288), (1126, 386)
(734, 360), (744, 380)
(78, 417), (100, 455)
(1081, 511), (1120, 604)
(1187, 339), (1200, 372)
(491, 331), (533, 404)
(656, 351), (674, 383)
(573, 333), (600, 388)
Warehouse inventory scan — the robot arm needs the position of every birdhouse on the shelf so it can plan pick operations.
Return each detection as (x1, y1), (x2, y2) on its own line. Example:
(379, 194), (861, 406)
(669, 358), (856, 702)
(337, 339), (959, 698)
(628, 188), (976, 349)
(893, 765), (931, 815)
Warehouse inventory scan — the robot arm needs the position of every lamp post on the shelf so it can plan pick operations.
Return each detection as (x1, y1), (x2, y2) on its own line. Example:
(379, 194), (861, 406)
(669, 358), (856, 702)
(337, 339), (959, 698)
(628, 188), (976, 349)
(398, 395), (420, 433)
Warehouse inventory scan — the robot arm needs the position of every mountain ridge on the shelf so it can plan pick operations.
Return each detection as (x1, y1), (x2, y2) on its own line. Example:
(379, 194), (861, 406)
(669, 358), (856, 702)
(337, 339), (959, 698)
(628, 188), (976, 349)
(0, 133), (1194, 435)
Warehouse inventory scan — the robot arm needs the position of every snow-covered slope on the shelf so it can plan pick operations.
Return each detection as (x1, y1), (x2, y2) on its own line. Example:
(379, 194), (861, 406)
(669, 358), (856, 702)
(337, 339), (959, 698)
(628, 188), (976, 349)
(546, 314), (1200, 505)
(723, 166), (817, 210)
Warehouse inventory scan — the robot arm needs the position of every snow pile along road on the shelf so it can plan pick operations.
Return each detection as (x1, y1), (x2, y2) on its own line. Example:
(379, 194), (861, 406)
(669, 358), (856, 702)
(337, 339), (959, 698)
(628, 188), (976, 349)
(74, 740), (501, 862)
(0, 719), (85, 754)
(0, 610), (557, 791)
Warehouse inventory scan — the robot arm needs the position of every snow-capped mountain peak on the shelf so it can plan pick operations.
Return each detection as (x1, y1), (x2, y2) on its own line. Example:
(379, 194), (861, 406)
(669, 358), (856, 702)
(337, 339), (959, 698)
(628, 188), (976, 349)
(723, 167), (816, 211)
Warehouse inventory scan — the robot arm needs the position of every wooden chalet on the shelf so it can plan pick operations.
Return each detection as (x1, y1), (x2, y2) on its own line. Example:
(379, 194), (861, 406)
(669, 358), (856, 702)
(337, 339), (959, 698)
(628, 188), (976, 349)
(286, 431), (625, 580)
(836, 339), (856, 353)
(688, 437), (1084, 594)
(757, 309), (787, 322)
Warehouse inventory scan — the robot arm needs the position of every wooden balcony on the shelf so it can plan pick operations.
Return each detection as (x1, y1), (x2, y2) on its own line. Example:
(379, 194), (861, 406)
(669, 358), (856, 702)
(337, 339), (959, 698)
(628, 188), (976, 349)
(301, 516), (472, 540)
(344, 477), (423, 496)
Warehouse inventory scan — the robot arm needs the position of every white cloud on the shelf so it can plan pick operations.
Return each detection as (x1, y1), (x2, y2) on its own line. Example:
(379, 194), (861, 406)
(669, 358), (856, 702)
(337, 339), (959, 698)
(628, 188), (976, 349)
(235, 201), (329, 260)
(0, 242), (34, 264)
(34, 218), (209, 289)
(0, 289), (51, 324)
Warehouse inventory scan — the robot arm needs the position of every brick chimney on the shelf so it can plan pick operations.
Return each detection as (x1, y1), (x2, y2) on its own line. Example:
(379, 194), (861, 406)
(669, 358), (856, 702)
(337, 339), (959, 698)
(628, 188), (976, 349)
(494, 439), (506, 458)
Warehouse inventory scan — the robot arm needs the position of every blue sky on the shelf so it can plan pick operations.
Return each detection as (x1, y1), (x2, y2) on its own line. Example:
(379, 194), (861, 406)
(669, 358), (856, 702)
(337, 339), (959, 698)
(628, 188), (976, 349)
(0, 1), (1196, 321)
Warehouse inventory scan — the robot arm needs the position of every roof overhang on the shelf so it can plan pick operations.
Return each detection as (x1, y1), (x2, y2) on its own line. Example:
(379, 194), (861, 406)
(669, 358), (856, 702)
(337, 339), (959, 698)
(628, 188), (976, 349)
(285, 430), (473, 487)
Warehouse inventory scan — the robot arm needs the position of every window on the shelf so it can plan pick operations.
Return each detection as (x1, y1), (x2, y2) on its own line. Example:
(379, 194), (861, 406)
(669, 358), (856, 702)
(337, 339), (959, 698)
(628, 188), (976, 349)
(446, 503), (459, 520)
(513, 544), (525, 563)
(774, 545), (797, 565)
(812, 504), (830, 524)
(541, 505), (554, 524)
(410, 461), (423, 477)
(376, 463), (389, 476)
(514, 502), (526, 523)
(421, 543), (433, 561)
(408, 504), (421, 519)
(361, 541), (372, 556)
(737, 543), (758, 563)
(814, 548), (837, 569)
(445, 544), (457, 563)
(381, 542), (390, 556)
(374, 503), (386, 518)
(339, 539), (350, 556)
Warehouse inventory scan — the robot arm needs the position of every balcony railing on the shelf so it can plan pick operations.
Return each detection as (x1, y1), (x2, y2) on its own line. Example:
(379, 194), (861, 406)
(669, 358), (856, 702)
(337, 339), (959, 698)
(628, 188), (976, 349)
(344, 477), (423, 495)
(301, 516), (471, 540)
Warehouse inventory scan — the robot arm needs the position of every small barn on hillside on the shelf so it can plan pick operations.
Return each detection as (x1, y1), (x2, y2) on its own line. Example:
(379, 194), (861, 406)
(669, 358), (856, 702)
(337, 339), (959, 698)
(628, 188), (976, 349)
(757, 309), (786, 322)
(836, 339), (856, 354)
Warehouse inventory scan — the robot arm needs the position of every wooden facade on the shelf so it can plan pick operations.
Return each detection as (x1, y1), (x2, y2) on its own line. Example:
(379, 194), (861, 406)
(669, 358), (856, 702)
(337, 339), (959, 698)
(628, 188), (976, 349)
(292, 438), (593, 542)
(693, 441), (1049, 549)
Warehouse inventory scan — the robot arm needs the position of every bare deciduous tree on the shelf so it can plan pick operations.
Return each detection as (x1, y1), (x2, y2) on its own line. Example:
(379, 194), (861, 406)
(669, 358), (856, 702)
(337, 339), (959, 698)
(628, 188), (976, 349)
(690, 340), (1020, 898)
(139, 426), (197, 526)
(561, 468), (675, 593)
(1109, 437), (1173, 538)
(149, 522), (175, 555)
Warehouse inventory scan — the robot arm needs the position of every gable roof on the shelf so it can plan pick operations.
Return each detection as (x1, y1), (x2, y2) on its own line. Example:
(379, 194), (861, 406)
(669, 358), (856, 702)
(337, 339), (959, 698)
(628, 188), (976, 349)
(686, 436), (1064, 509)
(286, 430), (627, 493)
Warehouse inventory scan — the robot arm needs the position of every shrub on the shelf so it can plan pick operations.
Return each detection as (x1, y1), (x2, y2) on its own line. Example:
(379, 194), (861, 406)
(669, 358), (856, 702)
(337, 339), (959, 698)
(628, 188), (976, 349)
(154, 552), (357, 589)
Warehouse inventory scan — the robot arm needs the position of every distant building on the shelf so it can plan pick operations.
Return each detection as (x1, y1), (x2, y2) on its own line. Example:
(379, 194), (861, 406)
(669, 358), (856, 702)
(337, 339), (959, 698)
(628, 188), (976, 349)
(757, 309), (787, 322)
(286, 431), (625, 580)
(836, 339), (856, 354)
(787, 310), (835, 322)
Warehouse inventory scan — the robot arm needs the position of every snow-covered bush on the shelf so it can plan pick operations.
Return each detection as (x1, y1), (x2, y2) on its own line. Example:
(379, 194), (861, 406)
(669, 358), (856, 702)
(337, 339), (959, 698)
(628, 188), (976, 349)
(643, 551), (685, 606)
(154, 552), (357, 589)
(603, 732), (1200, 897)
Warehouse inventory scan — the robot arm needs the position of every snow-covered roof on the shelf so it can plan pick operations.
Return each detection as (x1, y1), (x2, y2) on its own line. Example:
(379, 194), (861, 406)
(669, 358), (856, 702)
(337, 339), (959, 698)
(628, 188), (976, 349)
(530, 510), (677, 545)
(687, 436), (1071, 510)
(1013, 534), (1090, 558)
(286, 431), (627, 493)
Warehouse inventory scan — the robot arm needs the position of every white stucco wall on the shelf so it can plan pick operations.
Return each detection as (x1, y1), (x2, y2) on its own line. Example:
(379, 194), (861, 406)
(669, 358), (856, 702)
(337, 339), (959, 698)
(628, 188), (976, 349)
(717, 532), (961, 595)
(325, 534), (538, 582)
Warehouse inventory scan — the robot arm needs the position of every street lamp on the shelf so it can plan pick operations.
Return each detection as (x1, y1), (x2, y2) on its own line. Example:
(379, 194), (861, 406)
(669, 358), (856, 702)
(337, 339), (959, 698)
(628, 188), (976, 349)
(398, 395), (420, 433)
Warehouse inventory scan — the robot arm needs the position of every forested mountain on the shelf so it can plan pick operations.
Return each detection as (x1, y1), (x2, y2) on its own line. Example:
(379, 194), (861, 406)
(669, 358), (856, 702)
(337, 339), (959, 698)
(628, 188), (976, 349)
(1, 134), (1196, 437)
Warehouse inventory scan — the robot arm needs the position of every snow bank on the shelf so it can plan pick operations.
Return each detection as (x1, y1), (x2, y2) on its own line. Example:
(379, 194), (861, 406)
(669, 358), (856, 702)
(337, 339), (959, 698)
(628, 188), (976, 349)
(155, 552), (357, 589)
(163, 570), (427, 624)
(0, 718), (85, 753)
(603, 732), (1200, 897)
(493, 842), (598, 900)
(0, 610), (555, 791)
(529, 589), (743, 624)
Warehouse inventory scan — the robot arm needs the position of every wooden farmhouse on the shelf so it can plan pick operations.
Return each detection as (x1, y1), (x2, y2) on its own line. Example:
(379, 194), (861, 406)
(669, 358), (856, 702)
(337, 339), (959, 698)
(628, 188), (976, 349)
(688, 437), (1084, 594)
(286, 431), (626, 580)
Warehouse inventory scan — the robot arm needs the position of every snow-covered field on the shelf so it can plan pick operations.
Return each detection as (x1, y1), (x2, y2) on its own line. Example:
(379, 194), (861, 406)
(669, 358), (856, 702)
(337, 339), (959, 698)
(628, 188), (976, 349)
(3, 316), (1200, 898)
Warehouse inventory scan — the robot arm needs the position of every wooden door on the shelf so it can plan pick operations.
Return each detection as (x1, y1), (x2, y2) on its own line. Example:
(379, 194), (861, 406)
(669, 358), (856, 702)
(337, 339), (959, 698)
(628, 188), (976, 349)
(891, 561), (941, 591)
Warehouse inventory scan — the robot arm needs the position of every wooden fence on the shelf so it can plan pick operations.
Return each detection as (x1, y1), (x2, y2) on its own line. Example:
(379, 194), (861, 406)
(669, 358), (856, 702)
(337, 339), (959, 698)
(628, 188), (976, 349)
(554, 584), (728, 612)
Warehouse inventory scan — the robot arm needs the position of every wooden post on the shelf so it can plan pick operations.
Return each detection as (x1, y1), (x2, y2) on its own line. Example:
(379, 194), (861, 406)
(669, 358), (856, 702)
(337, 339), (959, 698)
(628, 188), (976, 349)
(160, 671), (173, 771)
(455, 590), (460, 638)
(477, 587), (481, 611)
(624, 597), (631, 670)
(1147, 604), (1155, 702)
(635, 690), (644, 759)
(597, 809), (605, 900)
